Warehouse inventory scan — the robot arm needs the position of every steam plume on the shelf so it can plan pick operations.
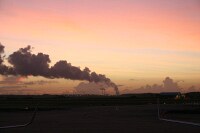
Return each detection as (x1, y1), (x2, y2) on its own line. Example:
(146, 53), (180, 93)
(0, 43), (119, 95)
(0, 43), (15, 75)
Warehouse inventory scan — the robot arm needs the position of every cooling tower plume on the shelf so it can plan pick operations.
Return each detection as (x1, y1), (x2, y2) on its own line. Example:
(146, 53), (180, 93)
(0, 43), (120, 95)
(0, 43), (15, 75)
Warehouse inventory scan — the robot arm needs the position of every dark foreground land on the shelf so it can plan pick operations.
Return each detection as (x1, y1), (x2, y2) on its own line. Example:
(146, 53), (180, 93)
(0, 105), (200, 133)
(0, 93), (200, 133)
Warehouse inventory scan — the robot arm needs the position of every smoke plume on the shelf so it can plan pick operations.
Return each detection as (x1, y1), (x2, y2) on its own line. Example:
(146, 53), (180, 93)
(0, 43), (15, 75)
(0, 43), (119, 95)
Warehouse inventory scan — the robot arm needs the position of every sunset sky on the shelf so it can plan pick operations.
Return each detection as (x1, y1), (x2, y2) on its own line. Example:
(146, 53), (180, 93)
(0, 0), (200, 94)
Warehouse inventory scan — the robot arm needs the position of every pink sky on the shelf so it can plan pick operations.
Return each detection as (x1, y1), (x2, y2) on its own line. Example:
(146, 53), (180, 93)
(0, 0), (200, 94)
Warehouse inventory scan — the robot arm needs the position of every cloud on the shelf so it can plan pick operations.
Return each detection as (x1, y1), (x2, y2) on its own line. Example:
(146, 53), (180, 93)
(0, 85), (26, 89)
(0, 76), (26, 92)
(0, 88), (37, 95)
(0, 43), (15, 75)
(0, 75), (58, 86)
(0, 43), (5, 64)
(129, 78), (145, 82)
(8, 45), (51, 76)
(23, 80), (58, 85)
(187, 86), (196, 92)
(0, 75), (58, 94)
(75, 82), (103, 95)
(126, 77), (182, 93)
(0, 43), (119, 95)
(0, 76), (23, 84)
(163, 77), (180, 92)
(74, 82), (115, 95)
(117, 84), (124, 87)
(186, 86), (200, 92)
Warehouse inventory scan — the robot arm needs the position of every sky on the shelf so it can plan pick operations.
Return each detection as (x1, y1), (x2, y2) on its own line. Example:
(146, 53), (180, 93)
(0, 0), (200, 94)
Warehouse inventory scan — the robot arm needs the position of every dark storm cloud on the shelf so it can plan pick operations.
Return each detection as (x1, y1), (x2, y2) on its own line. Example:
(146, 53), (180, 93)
(0, 43), (119, 95)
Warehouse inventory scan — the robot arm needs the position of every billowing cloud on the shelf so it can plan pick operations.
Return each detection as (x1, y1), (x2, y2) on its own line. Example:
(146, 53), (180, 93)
(8, 45), (51, 76)
(125, 77), (182, 93)
(0, 43), (119, 95)
(0, 43), (5, 64)
(0, 43), (15, 75)
(163, 77), (180, 92)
